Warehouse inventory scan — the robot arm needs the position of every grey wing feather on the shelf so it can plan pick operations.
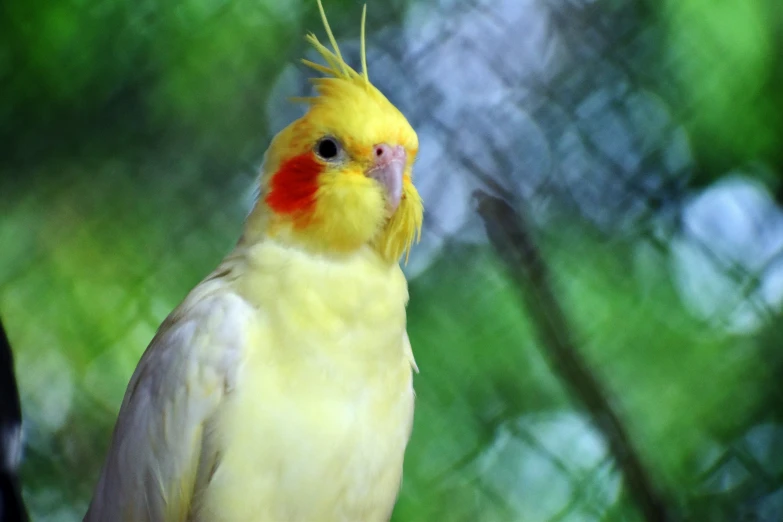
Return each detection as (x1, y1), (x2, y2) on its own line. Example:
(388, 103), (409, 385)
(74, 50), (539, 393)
(84, 287), (253, 522)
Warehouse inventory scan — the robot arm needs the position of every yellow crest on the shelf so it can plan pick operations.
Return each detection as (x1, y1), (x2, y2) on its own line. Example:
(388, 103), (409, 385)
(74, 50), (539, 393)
(290, 0), (371, 104)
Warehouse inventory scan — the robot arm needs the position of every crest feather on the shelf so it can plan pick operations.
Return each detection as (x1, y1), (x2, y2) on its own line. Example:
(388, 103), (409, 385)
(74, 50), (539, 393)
(299, 0), (371, 94)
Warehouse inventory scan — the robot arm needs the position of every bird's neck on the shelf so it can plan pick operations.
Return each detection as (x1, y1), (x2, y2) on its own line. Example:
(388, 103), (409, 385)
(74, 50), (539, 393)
(220, 219), (408, 313)
(237, 203), (398, 269)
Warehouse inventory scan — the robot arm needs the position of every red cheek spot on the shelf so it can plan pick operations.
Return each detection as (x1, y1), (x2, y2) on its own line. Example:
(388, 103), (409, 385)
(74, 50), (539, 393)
(265, 153), (322, 217)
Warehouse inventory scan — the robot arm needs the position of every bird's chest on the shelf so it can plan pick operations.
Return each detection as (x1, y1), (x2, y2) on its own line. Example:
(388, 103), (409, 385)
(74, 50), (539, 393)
(198, 254), (414, 521)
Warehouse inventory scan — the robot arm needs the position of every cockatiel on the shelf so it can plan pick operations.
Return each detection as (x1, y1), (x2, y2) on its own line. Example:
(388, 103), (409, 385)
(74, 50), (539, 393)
(83, 2), (423, 521)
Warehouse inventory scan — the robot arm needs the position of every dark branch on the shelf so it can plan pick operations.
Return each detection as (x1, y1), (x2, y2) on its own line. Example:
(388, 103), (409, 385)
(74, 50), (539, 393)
(0, 317), (29, 522)
(475, 190), (675, 522)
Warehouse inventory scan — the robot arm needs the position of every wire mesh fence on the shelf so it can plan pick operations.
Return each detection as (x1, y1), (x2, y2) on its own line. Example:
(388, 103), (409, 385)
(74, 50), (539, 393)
(1, 0), (782, 520)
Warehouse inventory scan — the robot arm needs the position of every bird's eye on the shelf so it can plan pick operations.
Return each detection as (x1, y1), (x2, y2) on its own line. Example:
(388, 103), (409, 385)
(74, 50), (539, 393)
(315, 137), (341, 161)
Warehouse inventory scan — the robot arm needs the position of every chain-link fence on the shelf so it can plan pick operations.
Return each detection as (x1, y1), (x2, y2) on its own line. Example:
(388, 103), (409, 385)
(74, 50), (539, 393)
(1, 0), (782, 520)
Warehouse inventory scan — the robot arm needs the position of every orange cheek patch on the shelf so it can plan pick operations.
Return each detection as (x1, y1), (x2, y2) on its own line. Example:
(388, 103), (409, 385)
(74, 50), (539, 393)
(266, 152), (322, 217)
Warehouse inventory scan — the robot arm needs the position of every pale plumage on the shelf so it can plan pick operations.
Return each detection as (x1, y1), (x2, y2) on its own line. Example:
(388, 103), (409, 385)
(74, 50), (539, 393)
(86, 239), (416, 522)
(85, 1), (422, 521)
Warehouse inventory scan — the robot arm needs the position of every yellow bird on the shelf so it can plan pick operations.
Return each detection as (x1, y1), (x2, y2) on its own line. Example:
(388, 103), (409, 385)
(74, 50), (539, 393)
(83, 2), (423, 521)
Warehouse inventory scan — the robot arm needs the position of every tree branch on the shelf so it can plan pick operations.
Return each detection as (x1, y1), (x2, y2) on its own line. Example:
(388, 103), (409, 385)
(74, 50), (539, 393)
(475, 190), (674, 522)
(0, 317), (29, 522)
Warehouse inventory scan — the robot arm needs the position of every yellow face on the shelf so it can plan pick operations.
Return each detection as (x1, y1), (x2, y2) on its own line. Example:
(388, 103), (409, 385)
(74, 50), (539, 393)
(261, 80), (422, 263)
(255, 1), (423, 264)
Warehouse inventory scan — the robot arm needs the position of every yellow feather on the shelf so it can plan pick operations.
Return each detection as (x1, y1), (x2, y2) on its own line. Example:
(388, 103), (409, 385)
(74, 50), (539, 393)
(315, 0), (349, 77)
(192, 240), (415, 522)
(361, 4), (369, 84)
(300, 58), (335, 76)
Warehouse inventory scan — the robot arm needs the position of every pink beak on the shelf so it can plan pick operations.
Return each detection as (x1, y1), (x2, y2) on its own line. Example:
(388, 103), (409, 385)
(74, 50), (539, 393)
(367, 144), (405, 214)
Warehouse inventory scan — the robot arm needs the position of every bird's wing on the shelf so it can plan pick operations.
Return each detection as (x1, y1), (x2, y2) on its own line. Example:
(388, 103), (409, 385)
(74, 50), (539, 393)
(403, 330), (418, 374)
(84, 286), (255, 522)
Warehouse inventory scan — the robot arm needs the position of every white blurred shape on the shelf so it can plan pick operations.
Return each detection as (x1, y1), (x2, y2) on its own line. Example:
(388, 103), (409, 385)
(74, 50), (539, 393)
(17, 348), (73, 433)
(559, 89), (692, 231)
(672, 174), (783, 334)
(2, 424), (22, 472)
(402, 129), (476, 280)
(476, 411), (621, 520)
(743, 422), (783, 477)
(697, 423), (783, 504)
(759, 488), (783, 522)
(405, 0), (565, 113)
(705, 461), (753, 493)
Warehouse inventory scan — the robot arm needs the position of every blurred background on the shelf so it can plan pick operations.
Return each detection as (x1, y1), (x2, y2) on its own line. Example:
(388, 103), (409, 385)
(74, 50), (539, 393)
(1, 0), (783, 520)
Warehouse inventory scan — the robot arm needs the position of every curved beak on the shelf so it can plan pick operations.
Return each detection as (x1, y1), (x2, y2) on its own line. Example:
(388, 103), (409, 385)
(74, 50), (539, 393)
(367, 144), (405, 214)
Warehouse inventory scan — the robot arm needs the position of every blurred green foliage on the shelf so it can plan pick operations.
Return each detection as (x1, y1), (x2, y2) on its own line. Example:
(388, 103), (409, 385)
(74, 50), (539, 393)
(0, 0), (407, 163)
(1, 0), (782, 521)
(396, 230), (783, 521)
(661, 0), (783, 186)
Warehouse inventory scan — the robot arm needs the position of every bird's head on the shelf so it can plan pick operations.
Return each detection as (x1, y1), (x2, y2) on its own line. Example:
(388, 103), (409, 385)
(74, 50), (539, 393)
(246, 0), (423, 264)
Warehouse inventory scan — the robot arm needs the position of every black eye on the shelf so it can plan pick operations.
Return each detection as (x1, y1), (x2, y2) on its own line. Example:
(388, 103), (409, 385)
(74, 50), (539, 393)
(316, 137), (340, 160)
